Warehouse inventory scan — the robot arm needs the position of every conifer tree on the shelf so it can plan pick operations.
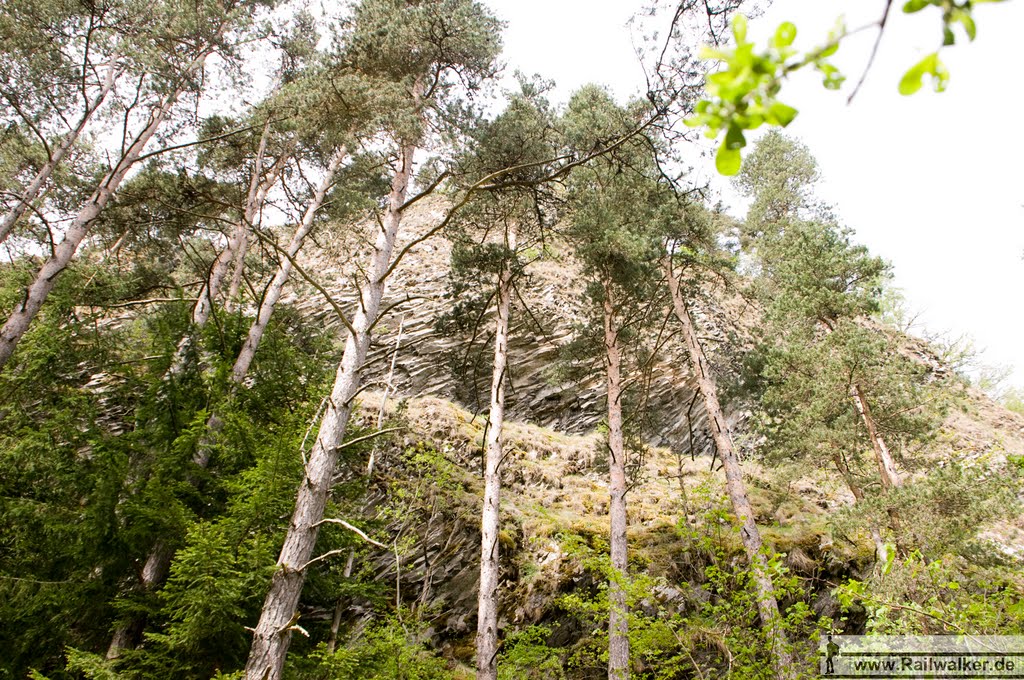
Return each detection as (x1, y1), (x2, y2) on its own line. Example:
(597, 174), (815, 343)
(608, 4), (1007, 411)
(444, 83), (557, 680)
(228, 52), (400, 385)
(0, 0), (130, 241)
(661, 204), (795, 680)
(243, 2), (500, 677)
(104, 15), (327, 657)
(0, 0), (281, 371)
(561, 84), (672, 680)
(164, 113), (295, 380)
(738, 132), (943, 552)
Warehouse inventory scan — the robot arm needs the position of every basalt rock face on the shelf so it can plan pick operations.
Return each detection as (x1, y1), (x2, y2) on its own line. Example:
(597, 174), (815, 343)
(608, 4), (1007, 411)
(292, 195), (752, 457)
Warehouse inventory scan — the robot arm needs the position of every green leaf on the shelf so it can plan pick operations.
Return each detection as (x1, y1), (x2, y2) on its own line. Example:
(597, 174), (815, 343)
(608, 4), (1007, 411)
(959, 11), (977, 40)
(699, 46), (732, 61)
(943, 26), (956, 45)
(683, 115), (705, 128)
(772, 21), (797, 48)
(819, 41), (840, 58)
(932, 55), (950, 92)
(716, 143), (742, 175)
(817, 63), (845, 90)
(768, 101), (798, 127)
(724, 124), (747, 150)
(732, 14), (748, 44)
(881, 543), (897, 575)
(902, 0), (931, 12)
(899, 53), (933, 95)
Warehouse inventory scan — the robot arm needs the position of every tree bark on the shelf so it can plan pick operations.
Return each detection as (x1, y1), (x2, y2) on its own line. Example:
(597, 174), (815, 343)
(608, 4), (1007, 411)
(817, 319), (902, 492)
(192, 122), (279, 327)
(231, 145), (348, 383)
(243, 136), (418, 680)
(0, 58), (122, 243)
(603, 282), (630, 680)
(105, 541), (175, 659)
(849, 384), (901, 490)
(0, 70), (201, 372)
(186, 144), (346, 470)
(830, 452), (887, 560)
(475, 227), (515, 680)
(166, 128), (290, 380)
(225, 228), (249, 313)
(223, 131), (296, 314)
(326, 550), (355, 654)
(664, 262), (794, 680)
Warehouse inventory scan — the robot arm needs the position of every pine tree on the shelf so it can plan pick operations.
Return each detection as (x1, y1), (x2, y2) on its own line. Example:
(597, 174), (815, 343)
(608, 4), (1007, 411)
(738, 132), (944, 554)
(444, 82), (557, 680)
(0, 0), (130, 241)
(561, 84), (670, 680)
(661, 203), (796, 680)
(243, 2), (500, 677)
(0, 0), (282, 371)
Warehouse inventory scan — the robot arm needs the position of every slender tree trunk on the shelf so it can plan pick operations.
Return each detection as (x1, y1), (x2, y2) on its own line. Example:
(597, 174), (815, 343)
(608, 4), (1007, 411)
(603, 282), (630, 680)
(326, 551), (355, 654)
(0, 59), (122, 243)
(817, 319), (902, 491)
(475, 227), (515, 680)
(224, 135), (295, 314)
(166, 129), (289, 379)
(815, 320), (904, 545)
(830, 452), (886, 560)
(225, 228), (249, 312)
(243, 136), (418, 680)
(105, 541), (175, 659)
(0, 71), (201, 372)
(231, 145), (348, 382)
(186, 144), (346, 469)
(849, 383), (909, 552)
(192, 122), (276, 327)
(849, 384), (901, 489)
(664, 262), (794, 680)
(191, 228), (244, 329)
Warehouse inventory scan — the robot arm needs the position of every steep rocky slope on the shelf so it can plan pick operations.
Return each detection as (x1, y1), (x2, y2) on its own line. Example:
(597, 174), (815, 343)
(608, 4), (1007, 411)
(291, 195), (753, 454)
(332, 386), (1023, 672)
(265, 197), (1024, 671)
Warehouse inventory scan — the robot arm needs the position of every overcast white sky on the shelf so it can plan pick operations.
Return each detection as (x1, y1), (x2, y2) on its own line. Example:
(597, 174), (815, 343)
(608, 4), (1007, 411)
(481, 0), (1024, 389)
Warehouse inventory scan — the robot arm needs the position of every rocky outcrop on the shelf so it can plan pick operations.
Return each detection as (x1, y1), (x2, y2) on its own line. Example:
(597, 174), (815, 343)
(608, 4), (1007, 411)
(292, 196), (751, 457)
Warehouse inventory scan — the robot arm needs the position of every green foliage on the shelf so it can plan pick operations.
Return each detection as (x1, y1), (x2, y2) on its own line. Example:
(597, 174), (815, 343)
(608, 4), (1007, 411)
(296, 615), (455, 680)
(0, 4), (1020, 680)
(563, 85), (668, 293)
(498, 626), (564, 680)
(687, 15), (843, 175)
(1001, 388), (1024, 416)
(738, 134), (943, 461)
(898, 52), (949, 95)
(344, 0), (501, 84)
(833, 455), (1023, 562)
(836, 550), (1024, 635)
(0, 226), (342, 678)
(339, 0), (502, 146)
(148, 523), (273, 661)
(0, 265), (141, 677)
(690, 1), (1008, 173)
(734, 130), (820, 238)
(533, 494), (828, 679)
(896, 0), (1005, 94)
